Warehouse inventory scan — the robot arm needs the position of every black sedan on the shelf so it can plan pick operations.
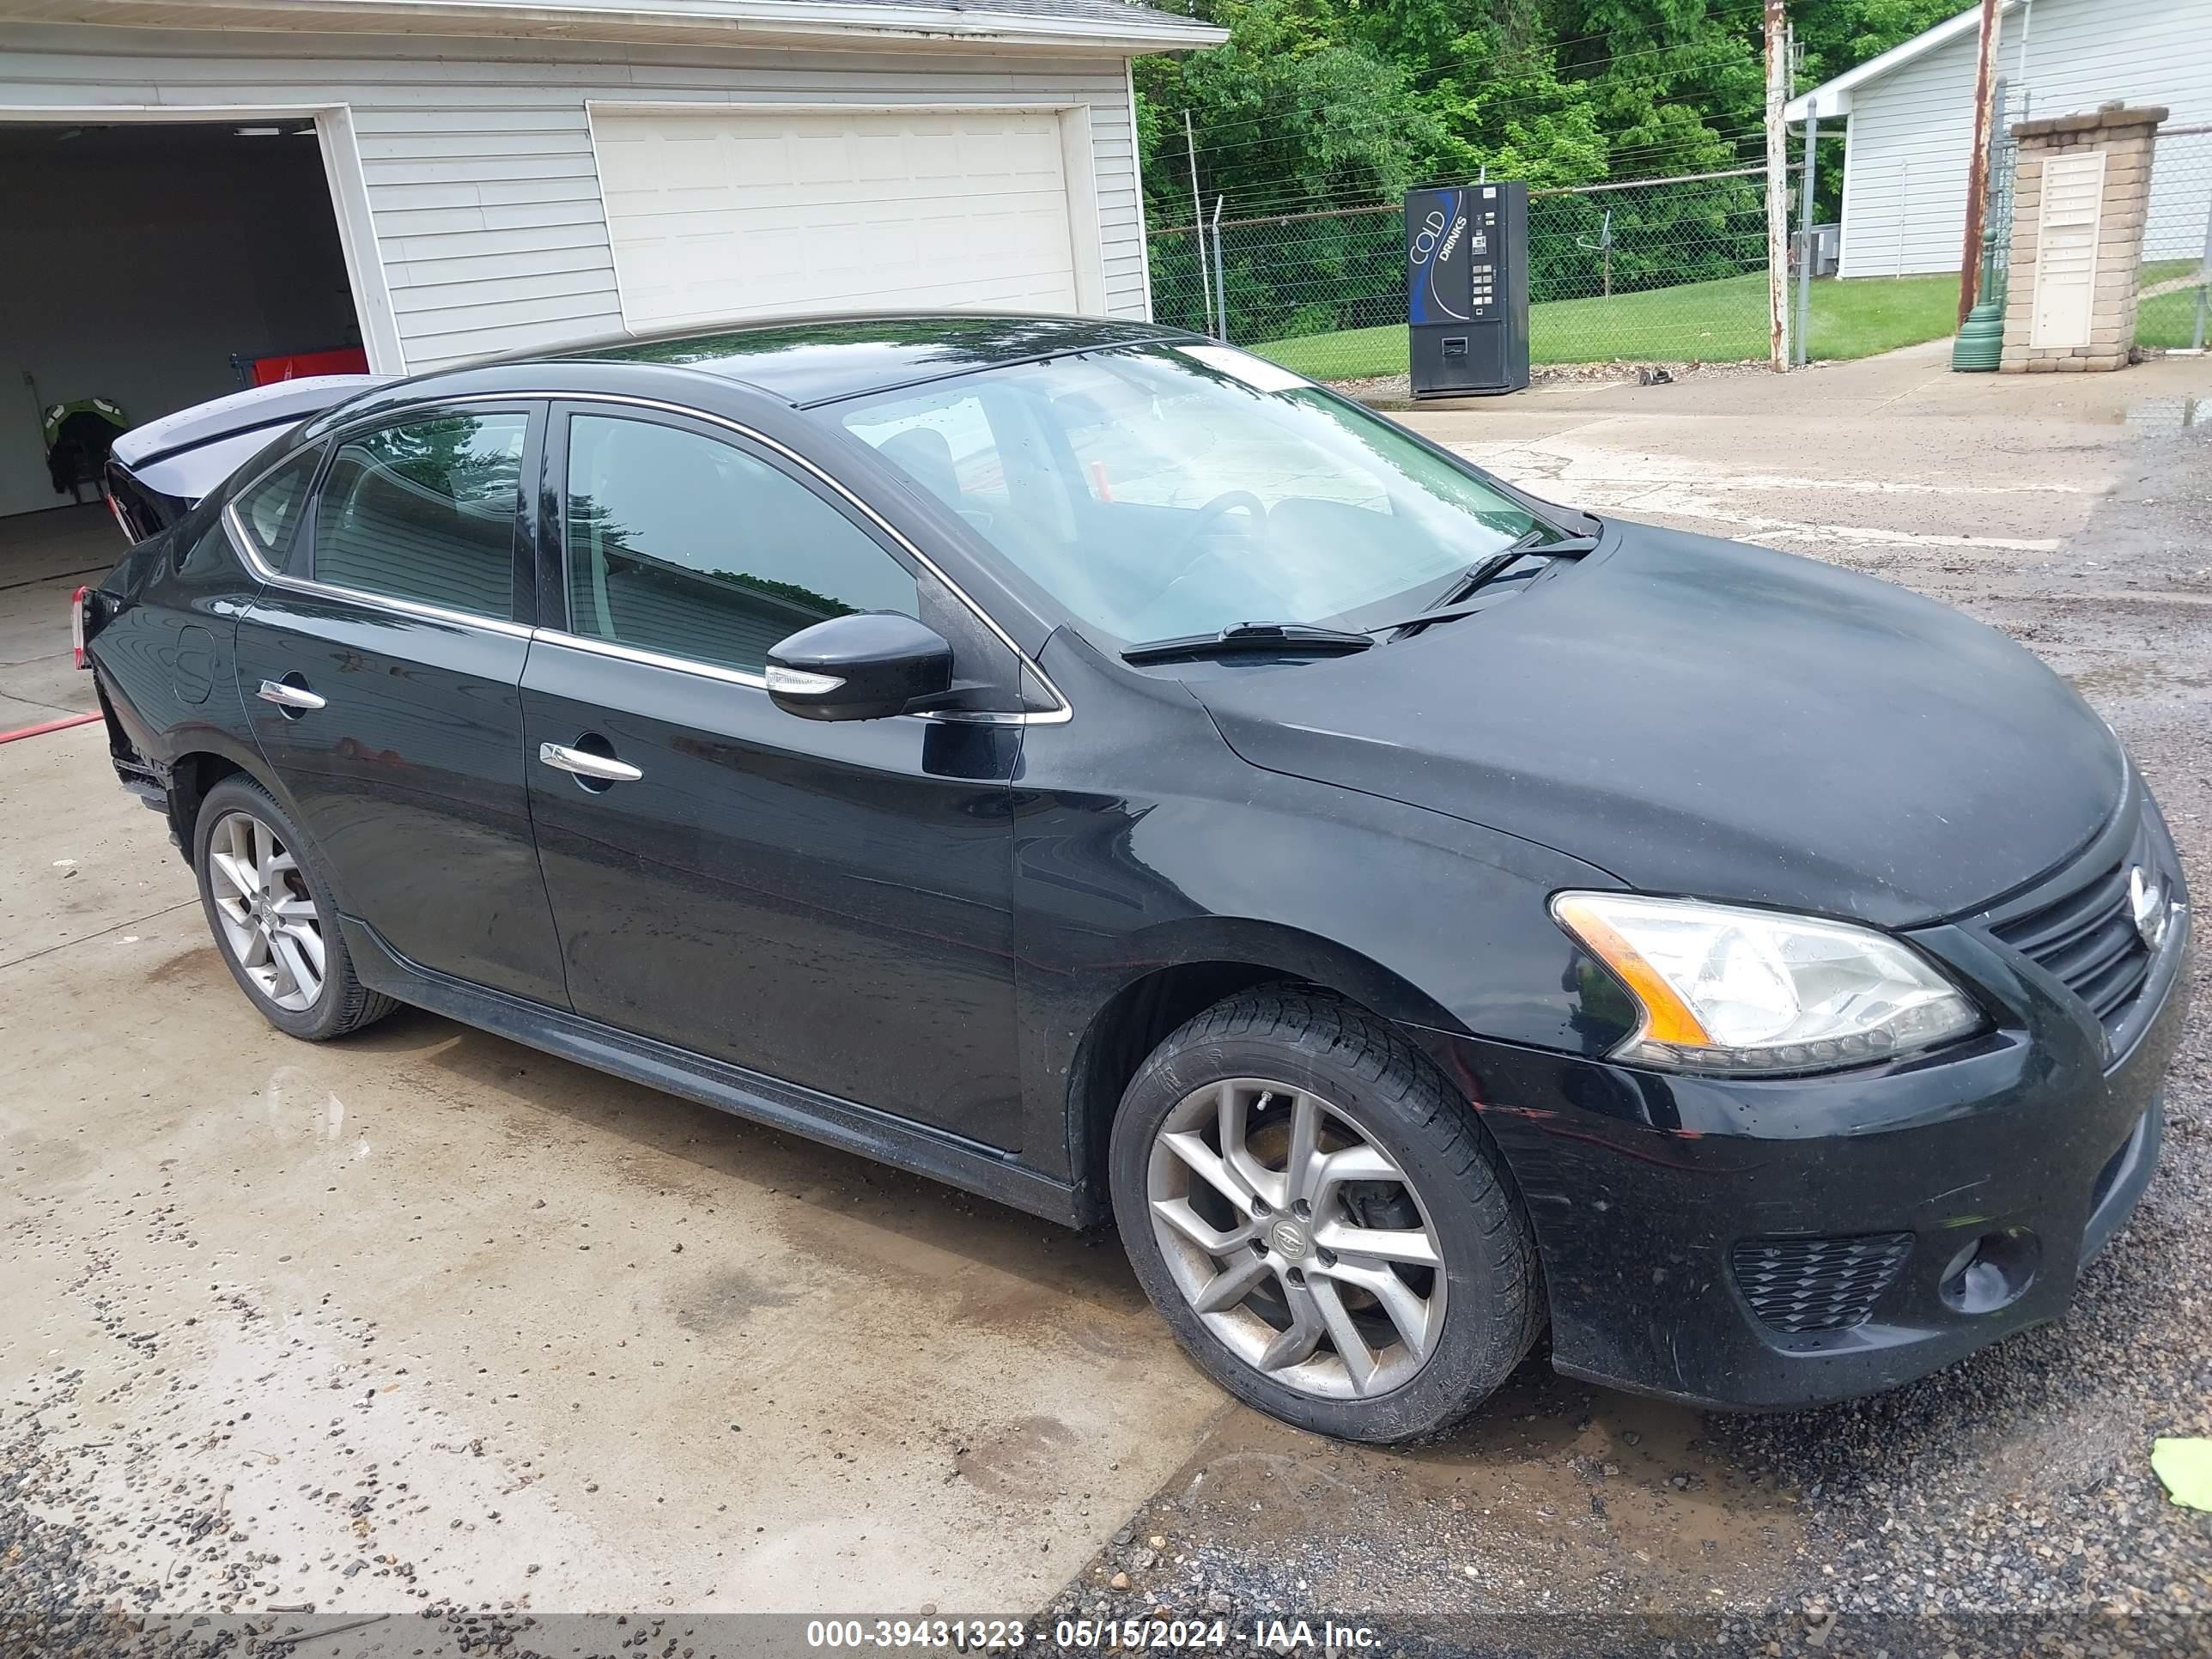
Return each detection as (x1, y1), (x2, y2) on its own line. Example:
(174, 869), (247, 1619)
(80, 314), (2191, 1443)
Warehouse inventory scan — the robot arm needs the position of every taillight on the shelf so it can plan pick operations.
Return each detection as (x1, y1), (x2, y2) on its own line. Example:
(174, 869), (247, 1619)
(104, 485), (134, 543)
(70, 586), (90, 669)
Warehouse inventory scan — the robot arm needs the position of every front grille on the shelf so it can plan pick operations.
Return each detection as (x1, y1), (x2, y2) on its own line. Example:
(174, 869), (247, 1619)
(1732, 1233), (1912, 1334)
(1987, 819), (2160, 1042)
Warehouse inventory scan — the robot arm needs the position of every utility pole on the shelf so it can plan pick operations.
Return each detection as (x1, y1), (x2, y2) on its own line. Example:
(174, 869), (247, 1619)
(1764, 0), (1790, 372)
(1185, 108), (1212, 337)
(1956, 0), (2005, 328)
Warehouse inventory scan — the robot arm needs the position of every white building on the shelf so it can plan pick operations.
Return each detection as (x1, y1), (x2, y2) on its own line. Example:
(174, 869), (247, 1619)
(0, 0), (1224, 519)
(1786, 0), (2212, 280)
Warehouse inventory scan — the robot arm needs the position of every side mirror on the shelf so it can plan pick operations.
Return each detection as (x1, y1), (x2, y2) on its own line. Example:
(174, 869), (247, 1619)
(765, 611), (953, 722)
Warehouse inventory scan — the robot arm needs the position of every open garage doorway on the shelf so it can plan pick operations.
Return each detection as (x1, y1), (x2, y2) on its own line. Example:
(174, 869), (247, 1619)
(0, 119), (366, 523)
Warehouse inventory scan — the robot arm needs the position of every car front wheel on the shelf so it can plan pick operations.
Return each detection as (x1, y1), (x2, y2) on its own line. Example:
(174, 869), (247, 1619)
(1110, 986), (1540, 1443)
(192, 775), (395, 1042)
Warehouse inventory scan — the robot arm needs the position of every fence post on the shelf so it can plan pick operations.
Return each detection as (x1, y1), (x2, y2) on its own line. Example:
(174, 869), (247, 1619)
(1185, 109), (1212, 338)
(1764, 0), (1790, 372)
(1210, 196), (1230, 341)
(2194, 189), (2212, 352)
(1796, 103), (1820, 364)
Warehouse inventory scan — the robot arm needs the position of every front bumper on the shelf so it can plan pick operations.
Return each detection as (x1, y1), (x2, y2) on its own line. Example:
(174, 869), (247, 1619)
(1404, 885), (2191, 1413)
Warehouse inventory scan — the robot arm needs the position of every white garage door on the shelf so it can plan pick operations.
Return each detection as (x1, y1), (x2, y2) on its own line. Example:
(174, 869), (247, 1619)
(591, 106), (1086, 331)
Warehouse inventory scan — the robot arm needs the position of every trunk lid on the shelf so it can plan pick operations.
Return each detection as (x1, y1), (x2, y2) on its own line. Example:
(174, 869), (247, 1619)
(105, 374), (385, 538)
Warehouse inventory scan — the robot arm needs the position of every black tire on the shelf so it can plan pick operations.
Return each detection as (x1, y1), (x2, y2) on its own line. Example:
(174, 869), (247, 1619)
(191, 775), (397, 1042)
(1109, 985), (1541, 1443)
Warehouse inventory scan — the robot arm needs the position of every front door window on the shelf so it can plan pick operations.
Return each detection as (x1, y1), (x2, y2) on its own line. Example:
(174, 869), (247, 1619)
(562, 413), (917, 672)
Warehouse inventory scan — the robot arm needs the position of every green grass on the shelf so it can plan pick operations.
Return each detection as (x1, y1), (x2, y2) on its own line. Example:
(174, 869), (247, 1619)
(2135, 259), (2211, 349)
(1255, 259), (2212, 380)
(1253, 269), (1970, 380)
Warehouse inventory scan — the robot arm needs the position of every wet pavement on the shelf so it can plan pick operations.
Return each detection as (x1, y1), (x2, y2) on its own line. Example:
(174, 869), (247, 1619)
(3, 730), (1225, 1646)
(4, 342), (2211, 1656)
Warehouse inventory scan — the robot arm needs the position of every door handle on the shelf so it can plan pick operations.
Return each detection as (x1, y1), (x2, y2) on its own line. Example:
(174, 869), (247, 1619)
(257, 678), (326, 711)
(538, 741), (643, 784)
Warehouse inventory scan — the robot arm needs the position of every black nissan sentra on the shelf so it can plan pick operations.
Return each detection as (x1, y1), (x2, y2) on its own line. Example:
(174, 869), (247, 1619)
(80, 315), (2191, 1443)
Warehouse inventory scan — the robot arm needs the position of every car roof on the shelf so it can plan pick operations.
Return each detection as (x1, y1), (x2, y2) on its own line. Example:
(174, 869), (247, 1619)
(550, 313), (1188, 406)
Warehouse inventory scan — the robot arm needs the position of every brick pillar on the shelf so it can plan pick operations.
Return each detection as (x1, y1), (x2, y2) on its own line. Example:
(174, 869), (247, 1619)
(2000, 102), (2167, 373)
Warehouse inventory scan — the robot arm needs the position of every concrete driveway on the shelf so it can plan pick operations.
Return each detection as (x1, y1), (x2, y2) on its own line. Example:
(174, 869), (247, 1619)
(4, 342), (2209, 1656)
(0, 503), (108, 730)
(3, 728), (1227, 1626)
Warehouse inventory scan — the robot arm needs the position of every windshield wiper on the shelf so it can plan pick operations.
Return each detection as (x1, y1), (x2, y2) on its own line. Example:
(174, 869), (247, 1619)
(1376, 530), (1601, 639)
(1122, 621), (1375, 665)
(1118, 528), (1601, 665)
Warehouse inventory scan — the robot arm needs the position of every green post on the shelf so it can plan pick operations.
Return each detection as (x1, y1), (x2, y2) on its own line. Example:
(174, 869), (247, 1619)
(1952, 226), (2007, 371)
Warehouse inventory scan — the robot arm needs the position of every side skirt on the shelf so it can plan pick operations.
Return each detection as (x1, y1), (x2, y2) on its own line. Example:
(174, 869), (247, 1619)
(340, 917), (1093, 1228)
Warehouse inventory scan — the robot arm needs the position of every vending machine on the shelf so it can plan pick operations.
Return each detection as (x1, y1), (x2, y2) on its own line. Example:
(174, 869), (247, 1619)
(1406, 181), (1530, 398)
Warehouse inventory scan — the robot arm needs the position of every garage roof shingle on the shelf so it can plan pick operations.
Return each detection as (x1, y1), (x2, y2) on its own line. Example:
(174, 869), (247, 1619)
(815, 0), (1216, 32)
(0, 0), (1228, 51)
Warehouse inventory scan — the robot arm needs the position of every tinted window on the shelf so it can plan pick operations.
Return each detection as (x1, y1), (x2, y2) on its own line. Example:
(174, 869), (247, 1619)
(234, 449), (320, 567)
(313, 412), (526, 619)
(563, 413), (917, 676)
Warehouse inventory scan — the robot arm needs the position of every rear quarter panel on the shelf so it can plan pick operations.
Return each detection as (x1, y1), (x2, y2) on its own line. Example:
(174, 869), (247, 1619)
(88, 505), (267, 805)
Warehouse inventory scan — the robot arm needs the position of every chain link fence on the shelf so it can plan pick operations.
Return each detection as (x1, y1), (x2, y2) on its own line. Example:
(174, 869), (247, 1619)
(1142, 116), (2212, 384)
(1147, 169), (1776, 382)
(2140, 125), (2212, 351)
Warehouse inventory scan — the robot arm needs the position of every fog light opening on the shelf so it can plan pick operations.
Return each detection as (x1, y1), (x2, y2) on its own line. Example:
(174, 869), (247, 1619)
(1937, 1229), (2040, 1316)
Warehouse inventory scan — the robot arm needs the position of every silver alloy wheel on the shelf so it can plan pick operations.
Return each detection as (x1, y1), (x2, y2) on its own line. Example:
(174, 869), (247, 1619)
(1146, 1078), (1447, 1399)
(207, 810), (325, 1013)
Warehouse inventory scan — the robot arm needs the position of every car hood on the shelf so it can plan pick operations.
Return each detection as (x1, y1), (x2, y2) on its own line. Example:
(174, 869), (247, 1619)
(1191, 523), (2124, 928)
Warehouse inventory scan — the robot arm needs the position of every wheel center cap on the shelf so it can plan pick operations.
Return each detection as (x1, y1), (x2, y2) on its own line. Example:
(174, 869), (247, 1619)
(1267, 1217), (1311, 1260)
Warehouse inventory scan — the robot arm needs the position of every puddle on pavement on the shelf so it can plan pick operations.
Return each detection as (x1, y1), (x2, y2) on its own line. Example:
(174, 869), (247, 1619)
(1120, 1363), (1803, 1616)
(2124, 394), (2211, 434)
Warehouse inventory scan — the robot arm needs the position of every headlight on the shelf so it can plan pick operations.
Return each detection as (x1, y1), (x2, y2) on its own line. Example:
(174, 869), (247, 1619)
(1552, 892), (1982, 1075)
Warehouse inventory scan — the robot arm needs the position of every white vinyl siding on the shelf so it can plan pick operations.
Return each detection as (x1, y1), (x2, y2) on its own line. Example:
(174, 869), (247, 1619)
(1833, 21), (1978, 278)
(1832, 0), (2212, 279)
(1, 22), (1147, 370)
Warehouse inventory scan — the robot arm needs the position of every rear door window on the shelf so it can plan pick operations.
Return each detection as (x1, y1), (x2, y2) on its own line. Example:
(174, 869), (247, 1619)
(310, 411), (529, 621)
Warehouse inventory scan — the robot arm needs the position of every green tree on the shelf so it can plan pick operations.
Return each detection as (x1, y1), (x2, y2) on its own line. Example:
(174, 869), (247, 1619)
(1793, 0), (1961, 88)
(1136, 0), (1970, 343)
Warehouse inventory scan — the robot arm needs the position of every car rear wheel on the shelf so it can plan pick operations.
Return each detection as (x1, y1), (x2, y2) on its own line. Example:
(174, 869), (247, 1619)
(192, 776), (395, 1042)
(1110, 986), (1540, 1443)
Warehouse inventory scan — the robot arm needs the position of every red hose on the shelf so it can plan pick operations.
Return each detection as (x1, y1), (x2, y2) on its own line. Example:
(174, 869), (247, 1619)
(0, 711), (100, 744)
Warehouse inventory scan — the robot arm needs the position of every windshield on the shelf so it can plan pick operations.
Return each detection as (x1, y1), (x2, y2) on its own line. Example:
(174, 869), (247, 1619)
(830, 343), (1553, 646)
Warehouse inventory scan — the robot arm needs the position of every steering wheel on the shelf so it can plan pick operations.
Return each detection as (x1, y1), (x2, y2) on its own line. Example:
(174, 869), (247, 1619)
(1128, 492), (1273, 637)
(1168, 490), (1267, 562)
